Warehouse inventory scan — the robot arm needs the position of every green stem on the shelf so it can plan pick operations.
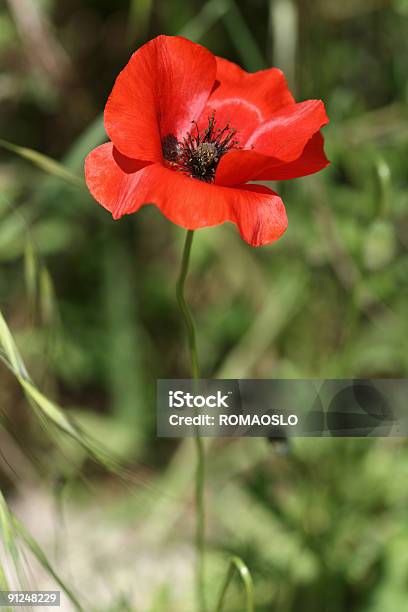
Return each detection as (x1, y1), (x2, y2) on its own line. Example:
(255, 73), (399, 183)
(194, 432), (206, 612)
(176, 229), (206, 612)
(215, 556), (254, 612)
(176, 230), (200, 380)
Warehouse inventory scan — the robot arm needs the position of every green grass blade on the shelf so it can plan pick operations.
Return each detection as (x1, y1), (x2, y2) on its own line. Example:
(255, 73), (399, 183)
(0, 563), (9, 589)
(127, 0), (154, 41)
(179, 0), (230, 41)
(62, 114), (105, 174)
(24, 239), (38, 314)
(1, 491), (83, 611)
(222, 0), (267, 70)
(373, 156), (392, 216)
(269, 0), (298, 92)
(0, 562), (12, 612)
(39, 267), (57, 325)
(214, 556), (254, 612)
(12, 517), (84, 612)
(19, 375), (122, 473)
(0, 492), (19, 565)
(0, 139), (84, 188)
(0, 310), (122, 473)
(0, 311), (29, 380)
(0, 490), (30, 593)
(19, 379), (80, 438)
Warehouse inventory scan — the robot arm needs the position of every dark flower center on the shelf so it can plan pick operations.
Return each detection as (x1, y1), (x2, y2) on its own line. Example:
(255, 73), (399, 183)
(162, 113), (239, 183)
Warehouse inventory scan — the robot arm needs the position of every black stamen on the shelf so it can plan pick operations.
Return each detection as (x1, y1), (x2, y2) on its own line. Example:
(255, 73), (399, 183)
(161, 133), (180, 162)
(162, 112), (239, 182)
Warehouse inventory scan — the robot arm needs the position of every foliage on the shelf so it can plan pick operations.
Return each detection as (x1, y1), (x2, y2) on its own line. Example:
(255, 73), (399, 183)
(0, 0), (407, 610)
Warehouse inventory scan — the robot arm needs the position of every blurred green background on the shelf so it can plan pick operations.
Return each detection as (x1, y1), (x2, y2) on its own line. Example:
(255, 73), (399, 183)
(0, 0), (407, 610)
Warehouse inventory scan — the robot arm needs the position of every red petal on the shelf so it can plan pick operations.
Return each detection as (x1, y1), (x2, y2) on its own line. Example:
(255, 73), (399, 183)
(104, 35), (216, 162)
(199, 57), (295, 146)
(84, 143), (151, 219)
(215, 132), (329, 186)
(215, 149), (272, 186)
(247, 99), (329, 162)
(85, 143), (287, 247)
(254, 133), (329, 181)
(231, 184), (288, 247)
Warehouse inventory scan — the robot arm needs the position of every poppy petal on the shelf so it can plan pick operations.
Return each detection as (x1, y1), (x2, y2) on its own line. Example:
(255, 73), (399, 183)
(247, 99), (329, 162)
(231, 184), (288, 247)
(215, 149), (272, 186)
(201, 57), (295, 145)
(254, 132), (330, 181)
(104, 35), (216, 162)
(215, 132), (329, 186)
(84, 143), (152, 219)
(85, 143), (287, 247)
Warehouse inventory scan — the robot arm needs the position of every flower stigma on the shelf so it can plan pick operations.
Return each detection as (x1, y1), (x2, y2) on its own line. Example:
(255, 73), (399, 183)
(162, 113), (239, 183)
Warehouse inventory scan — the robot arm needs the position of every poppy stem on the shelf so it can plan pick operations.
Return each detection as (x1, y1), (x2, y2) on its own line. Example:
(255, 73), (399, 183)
(176, 230), (201, 380)
(176, 229), (207, 612)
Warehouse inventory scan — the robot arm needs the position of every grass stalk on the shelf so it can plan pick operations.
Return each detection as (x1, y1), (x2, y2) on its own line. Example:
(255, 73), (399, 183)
(214, 556), (254, 612)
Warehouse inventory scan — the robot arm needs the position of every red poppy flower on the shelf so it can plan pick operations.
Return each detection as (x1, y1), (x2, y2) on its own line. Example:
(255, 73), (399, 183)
(85, 35), (329, 247)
